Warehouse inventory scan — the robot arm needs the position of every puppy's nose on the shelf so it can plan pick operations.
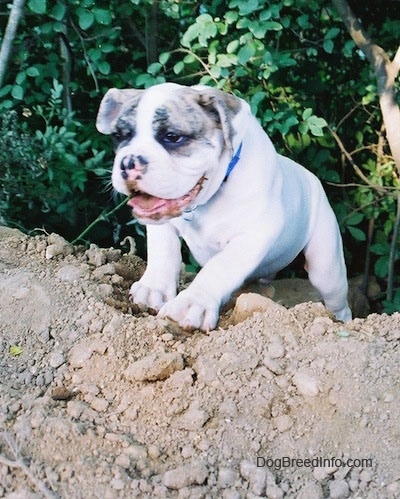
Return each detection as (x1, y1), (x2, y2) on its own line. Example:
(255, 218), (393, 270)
(120, 155), (148, 179)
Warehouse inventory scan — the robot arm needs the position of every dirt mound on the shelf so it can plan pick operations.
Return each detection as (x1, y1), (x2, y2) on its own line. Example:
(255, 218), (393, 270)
(0, 227), (399, 498)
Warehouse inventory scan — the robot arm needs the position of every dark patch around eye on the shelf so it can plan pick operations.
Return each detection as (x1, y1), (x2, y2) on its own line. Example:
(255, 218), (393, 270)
(112, 116), (136, 148)
(152, 103), (209, 145)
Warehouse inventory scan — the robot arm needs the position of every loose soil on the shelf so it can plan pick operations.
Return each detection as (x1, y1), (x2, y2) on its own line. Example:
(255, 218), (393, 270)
(0, 226), (399, 499)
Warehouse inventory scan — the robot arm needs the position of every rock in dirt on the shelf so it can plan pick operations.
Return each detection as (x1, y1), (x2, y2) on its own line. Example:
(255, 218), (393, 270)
(68, 342), (95, 368)
(45, 233), (72, 259)
(175, 403), (210, 430)
(292, 367), (319, 397)
(124, 352), (184, 381)
(231, 293), (286, 324)
(329, 478), (350, 498)
(163, 461), (208, 489)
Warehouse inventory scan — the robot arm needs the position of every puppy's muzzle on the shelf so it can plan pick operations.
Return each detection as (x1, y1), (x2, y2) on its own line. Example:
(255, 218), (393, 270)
(120, 154), (148, 180)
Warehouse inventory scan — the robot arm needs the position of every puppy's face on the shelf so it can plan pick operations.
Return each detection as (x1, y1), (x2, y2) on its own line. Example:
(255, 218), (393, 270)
(96, 83), (246, 223)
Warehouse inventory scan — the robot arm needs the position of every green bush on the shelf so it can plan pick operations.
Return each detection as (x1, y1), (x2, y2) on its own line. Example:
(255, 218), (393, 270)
(0, 80), (106, 235)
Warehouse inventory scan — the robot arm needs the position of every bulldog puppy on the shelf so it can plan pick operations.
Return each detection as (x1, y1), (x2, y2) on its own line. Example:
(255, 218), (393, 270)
(96, 82), (352, 331)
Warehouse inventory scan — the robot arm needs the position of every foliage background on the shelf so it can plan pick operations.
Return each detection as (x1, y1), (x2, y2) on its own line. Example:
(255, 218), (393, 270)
(0, 0), (399, 310)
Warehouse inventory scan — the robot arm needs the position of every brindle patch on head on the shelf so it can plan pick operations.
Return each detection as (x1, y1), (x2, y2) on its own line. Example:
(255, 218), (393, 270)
(152, 93), (217, 156)
(112, 97), (142, 148)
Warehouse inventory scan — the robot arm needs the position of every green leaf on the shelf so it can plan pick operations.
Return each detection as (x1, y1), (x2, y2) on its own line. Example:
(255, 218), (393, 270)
(375, 255), (389, 278)
(217, 53), (237, 68)
(28, 0), (47, 15)
(159, 52), (170, 65)
(224, 11), (238, 24)
(302, 108), (313, 120)
(98, 61), (110, 75)
(78, 9), (94, 30)
(148, 62), (161, 75)
(346, 212), (364, 226)
(94, 8), (112, 25)
(11, 85), (24, 100)
(51, 2), (66, 20)
(325, 27), (340, 39)
(238, 43), (256, 65)
(173, 61), (185, 74)
(0, 85), (12, 98)
(88, 48), (102, 61)
(370, 242), (390, 256)
(26, 66), (41, 77)
(323, 39), (334, 54)
(348, 226), (366, 241)
(9, 345), (23, 356)
(16, 72), (26, 85)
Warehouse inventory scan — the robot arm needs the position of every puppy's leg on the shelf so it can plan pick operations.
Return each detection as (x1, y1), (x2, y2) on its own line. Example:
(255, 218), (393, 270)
(303, 205), (352, 322)
(130, 224), (181, 311)
(158, 229), (276, 331)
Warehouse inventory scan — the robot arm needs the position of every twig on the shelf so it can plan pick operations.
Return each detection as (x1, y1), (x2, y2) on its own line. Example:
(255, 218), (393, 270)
(387, 190), (400, 301)
(69, 17), (99, 92)
(0, 433), (57, 499)
(71, 195), (129, 245)
(327, 125), (389, 194)
(173, 48), (220, 86)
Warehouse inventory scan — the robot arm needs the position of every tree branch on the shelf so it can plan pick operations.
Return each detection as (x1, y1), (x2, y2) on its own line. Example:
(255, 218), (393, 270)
(0, 0), (26, 88)
(331, 0), (400, 171)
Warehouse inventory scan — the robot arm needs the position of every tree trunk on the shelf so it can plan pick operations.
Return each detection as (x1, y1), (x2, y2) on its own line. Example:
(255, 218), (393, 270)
(332, 0), (400, 301)
(331, 0), (400, 171)
(0, 0), (26, 88)
(145, 0), (159, 66)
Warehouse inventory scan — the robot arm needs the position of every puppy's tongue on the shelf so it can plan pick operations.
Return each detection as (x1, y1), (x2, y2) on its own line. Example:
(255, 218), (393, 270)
(127, 176), (205, 221)
(127, 193), (165, 211)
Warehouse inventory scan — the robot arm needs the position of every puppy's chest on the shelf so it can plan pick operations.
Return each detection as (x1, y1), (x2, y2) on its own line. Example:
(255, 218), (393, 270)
(172, 216), (231, 266)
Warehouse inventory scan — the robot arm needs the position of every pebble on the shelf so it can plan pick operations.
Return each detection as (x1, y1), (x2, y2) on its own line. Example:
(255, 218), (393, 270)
(125, 352), (184, 381)
(68, 342), (94, 368)
(222, 491), (242, 499)
(263, 356), (284, 375)
(163, 462), (208, 489)
(359, 469), (372, 483)
(176, 404), (210, 431)
(329, 479), (350, 499)
(92, 263), (115, 279)
(66, 400), (86, 419)
(297, 481), (323, 499)
(110, 477), (126, 490)
(267, 338), (285, 359)
(313, 466), (337, 481)
(56, 265), (84, 282)
(273, 414), (293, 432)
(85, 244), (107, 267)
(124, 444), (148, 461)
(51, 386), (73, 401)
(383, 392), (394, 403)
(217, 467), (239, 488)
(293, 368), (319, 397)
(231, 293), (285, 324)
(49, 351), (66, 369)
(89, 397), (109, 412)
(239, 460), (267, 496)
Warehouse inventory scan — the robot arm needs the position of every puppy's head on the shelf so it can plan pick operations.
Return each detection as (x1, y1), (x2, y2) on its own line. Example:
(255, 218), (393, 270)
(96, 83), (250, 223)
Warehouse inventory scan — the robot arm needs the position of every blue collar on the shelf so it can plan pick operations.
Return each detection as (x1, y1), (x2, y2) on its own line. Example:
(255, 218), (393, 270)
(182, 142), (243, 221)
(224, 142), (243, 181)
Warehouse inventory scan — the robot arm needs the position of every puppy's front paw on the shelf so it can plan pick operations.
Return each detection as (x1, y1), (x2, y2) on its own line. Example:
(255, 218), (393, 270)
(130, 279), (176, 312)
(158, 290), (219, 332)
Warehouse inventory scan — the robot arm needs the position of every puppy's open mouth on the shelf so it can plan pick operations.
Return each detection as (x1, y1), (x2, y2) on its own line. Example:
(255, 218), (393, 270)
(127, 176), (205, 220)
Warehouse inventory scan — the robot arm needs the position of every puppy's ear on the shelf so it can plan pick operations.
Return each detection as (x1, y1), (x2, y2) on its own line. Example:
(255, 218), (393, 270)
(194, 87), (251, 152)
(96, 88), (142, 134)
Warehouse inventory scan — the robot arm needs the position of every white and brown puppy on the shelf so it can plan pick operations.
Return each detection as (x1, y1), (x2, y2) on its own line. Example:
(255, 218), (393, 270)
(96, 82), (352, 330)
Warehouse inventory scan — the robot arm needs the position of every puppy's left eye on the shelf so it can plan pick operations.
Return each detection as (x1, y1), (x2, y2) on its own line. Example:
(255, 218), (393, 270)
(160, 132), (189, 147)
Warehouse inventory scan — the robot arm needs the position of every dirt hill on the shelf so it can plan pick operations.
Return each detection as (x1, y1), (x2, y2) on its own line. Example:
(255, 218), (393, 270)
(0, 227), (399, 498)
